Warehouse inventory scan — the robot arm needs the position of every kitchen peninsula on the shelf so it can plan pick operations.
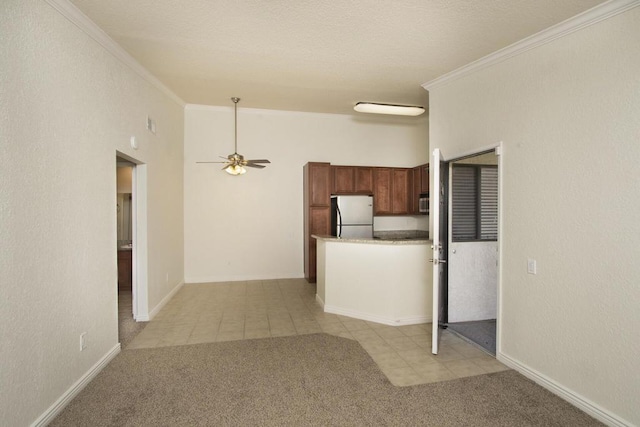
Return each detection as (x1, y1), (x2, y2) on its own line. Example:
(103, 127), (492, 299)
(304, 161), (430, 282)
(313, 235), (433, 326)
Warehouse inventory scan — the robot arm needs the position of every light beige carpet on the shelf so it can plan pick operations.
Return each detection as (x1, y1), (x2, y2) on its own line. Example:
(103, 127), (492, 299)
(51, 334), (602, 426)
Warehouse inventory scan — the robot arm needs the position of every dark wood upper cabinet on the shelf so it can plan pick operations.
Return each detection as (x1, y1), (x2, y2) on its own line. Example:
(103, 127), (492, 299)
(374, 167), (413, 215)
(332, 166), (373, 194)
(391, 168), (411, 215)
(332, 166), (355, 194)
(420, 164), (430, 194)
(411, 167), (421, 214)
(307, 162), (331, 206)
(373, 168), (392, 215)
(354, 167), (373, 194)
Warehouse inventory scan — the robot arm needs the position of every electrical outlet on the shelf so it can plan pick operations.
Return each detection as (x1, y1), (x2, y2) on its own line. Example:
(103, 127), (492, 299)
(527, 258), (537, 275)
(80, 332), (87, 351)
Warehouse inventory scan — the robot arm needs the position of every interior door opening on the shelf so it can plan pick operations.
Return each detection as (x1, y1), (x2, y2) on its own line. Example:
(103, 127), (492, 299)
(431, 147), (501, 356)
(116, 153), (148, 348)
(446, 150), (499, 355)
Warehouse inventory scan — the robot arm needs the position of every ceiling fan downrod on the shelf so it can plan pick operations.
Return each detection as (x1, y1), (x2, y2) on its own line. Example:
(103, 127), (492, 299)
(231, 97), (240, 154)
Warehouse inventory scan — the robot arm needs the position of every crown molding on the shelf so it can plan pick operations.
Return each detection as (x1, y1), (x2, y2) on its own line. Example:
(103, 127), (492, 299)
(422, 0), (640, 91)
(44, 0), (185, 107)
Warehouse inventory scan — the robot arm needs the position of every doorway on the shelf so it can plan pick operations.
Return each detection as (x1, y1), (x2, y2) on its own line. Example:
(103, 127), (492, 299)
(446, 150), (499, 355)
(115, 154), (148, 348)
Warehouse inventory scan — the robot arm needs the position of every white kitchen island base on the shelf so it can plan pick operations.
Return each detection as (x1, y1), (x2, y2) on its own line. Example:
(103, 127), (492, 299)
(314, 236), (433, 326)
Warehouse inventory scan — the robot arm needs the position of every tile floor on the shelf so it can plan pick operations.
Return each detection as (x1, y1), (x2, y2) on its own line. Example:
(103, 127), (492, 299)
(127, 278), (509, 386)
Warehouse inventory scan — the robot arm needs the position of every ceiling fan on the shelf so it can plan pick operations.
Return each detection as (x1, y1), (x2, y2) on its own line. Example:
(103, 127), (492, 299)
(197, 97), (271, 175)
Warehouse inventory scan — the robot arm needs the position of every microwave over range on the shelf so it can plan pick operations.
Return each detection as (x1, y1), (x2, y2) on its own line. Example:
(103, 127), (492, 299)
(419, 194), (429, 214)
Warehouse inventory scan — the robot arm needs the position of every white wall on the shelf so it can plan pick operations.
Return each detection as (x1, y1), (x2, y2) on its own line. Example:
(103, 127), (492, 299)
(116, 166), (133, 193)
(0, 1), (184, 426)
(427, 6), (640, 425)
(184, 105), (428, 282)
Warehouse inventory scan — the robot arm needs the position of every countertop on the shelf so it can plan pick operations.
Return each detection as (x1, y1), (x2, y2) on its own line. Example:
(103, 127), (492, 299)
(313, 229), (430, 245)
(312, 235), (431, 245)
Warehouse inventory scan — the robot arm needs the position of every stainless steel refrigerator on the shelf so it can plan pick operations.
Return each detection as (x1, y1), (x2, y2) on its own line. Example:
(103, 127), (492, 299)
(330, 195), (374, 238)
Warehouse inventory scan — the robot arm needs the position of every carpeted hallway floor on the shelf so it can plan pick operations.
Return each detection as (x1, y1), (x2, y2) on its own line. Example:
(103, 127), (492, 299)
(118, 291), (147, 349)
(50, 334), (602, 426)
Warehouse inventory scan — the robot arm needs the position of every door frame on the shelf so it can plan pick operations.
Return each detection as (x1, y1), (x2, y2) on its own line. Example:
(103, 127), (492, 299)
(432, 142), (503, 356)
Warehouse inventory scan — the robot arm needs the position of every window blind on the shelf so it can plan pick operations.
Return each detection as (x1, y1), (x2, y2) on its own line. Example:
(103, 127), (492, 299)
(480, 167), (498, 240)
(452, 166), (477, 241)
(452, 165), (498, 242)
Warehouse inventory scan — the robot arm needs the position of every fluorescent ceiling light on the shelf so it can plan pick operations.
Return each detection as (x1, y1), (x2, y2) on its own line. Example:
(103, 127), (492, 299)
(354, 102), (425, 116)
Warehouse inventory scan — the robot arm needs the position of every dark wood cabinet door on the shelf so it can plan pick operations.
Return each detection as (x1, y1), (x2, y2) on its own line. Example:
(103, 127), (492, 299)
(310, 207), (330, 235)
(307, 207), (330, 282)
(304, 162), (331, 283)
(354, 167), (373, 194)
(332, 166), (355, 194)
(391, 168), (410, 214)
(307, 244), (317, 281)
(421, 164), (430, 194)
(373, 168), (392, 215)
(309, 163), (331, 206)
(117, 250), (132, 292)
(411, 167), (421, 214)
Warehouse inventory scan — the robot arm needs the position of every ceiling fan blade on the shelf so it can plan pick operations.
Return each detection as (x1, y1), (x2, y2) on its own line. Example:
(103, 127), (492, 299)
(244, 159), (271, 164)
(245, 163), (266, 169)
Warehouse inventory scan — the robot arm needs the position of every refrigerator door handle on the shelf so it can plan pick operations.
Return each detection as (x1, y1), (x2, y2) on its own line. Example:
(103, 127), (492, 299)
(337, 205), (343, 237)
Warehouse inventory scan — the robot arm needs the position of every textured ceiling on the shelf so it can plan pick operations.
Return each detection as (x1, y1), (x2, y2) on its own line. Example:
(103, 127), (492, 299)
(69, 0), (606, 115)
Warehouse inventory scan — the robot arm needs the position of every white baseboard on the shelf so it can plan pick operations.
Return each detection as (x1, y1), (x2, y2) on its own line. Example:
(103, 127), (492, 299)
(315, 293), (325, 308)
(31, 343), (121, 427)
(323, 304), (429, 326)
(141, 281), (184, 321)
(497, 352), (633, 427)
(184, 274), (304, 283)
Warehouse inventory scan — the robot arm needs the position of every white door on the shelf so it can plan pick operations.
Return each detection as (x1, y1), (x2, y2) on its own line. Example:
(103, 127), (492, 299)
(431, 148), (447, 355)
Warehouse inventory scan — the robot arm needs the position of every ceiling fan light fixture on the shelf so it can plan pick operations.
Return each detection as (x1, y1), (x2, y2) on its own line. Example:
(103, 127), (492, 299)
(354, 102), (425, 116)
(224, 164), (247, 175)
